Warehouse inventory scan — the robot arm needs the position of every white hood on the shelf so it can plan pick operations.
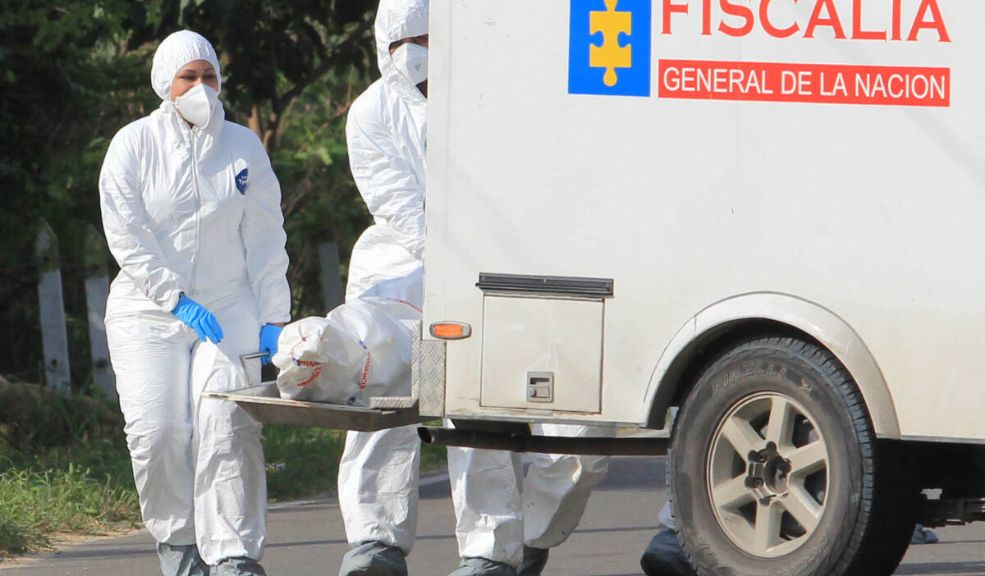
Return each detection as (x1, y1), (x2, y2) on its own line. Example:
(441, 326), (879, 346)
(151, 30), (222, 101)
(150, 30), (225, 132)
(374, 0), (429, 105)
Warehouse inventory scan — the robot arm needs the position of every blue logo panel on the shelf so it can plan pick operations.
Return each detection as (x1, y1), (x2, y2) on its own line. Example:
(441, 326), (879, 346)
(569, 0), (652, 97)
(236, 168), (249, 194)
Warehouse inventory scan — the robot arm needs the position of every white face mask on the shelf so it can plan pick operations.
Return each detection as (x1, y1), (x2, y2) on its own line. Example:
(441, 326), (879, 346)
(392, 43), (428, 87)
(174, 83), (219, 128)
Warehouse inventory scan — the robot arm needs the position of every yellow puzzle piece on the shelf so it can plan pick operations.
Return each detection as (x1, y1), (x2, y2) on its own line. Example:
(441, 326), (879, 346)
(590, 0), (632, 87)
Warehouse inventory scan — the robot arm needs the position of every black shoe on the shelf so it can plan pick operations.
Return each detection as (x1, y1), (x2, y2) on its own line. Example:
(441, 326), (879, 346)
(518, 546), (549, 576)
(640, 529), (695, 576)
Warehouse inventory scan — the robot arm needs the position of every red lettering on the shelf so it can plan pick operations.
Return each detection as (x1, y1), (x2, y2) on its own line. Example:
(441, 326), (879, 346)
(891, 0), (903, 40)
(805, 0), (847, 39)
(908, 0), (951, 42)
(761, 0), (799, 39)
(719, 0), (755, 37)
(852, 0), (886, 40)
(658, 0), (950, 44)
(663, 0), (689, 34)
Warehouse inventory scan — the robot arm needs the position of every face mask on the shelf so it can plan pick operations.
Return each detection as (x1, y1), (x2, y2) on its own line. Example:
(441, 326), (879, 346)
(174, 83), (219, 128)
(392, 43), (428, 87)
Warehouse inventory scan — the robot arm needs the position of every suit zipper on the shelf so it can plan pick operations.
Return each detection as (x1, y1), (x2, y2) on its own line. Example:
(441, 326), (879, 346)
(188, 128), (202, 294)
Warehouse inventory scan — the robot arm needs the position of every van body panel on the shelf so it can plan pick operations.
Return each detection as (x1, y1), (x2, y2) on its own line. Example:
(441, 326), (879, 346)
(425, 0), (985, 442)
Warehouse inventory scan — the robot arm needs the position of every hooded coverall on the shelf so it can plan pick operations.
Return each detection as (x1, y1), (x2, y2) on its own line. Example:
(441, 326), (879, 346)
(338, 2), (607, 574)
(99, 30), (290, 576)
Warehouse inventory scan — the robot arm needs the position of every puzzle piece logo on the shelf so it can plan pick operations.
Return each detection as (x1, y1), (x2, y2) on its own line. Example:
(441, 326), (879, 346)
(569, 0), (651, 97)
(591, 0), (632, 87)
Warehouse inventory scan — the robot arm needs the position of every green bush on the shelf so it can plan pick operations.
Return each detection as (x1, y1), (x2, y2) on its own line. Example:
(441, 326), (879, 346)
(262, 424), (448, 502)
(262, 425), (346, 501)
(0, 465), (138, 534)
(0, 451), (141, 558)
(0, 511), (34, 557)
(0, 379), (124, 454)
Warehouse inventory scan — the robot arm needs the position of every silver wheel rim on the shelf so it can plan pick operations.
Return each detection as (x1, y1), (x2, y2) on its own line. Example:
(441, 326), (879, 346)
(707, 392), (829, 558)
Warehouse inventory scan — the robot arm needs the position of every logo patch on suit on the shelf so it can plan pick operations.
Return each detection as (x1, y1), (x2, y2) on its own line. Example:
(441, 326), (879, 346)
(235, 168), (249, 194)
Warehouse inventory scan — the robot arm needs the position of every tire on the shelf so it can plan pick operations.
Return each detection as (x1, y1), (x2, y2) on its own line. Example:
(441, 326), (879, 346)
(670, 337), (917, 576)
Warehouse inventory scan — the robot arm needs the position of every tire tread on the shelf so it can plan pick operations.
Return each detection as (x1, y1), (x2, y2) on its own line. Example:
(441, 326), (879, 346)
(671, 337), (913, 576)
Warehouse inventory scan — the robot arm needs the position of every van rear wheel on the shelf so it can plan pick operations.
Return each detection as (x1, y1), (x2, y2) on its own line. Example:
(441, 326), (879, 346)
(670, 337), (917, 576)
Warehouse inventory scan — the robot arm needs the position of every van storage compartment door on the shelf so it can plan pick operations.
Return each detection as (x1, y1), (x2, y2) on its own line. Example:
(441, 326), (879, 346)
(480, 295), (603, 413)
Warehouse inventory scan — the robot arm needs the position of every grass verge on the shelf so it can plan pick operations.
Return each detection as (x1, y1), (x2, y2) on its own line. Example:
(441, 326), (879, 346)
(1, 422), (448, 558)
(0, 437), (140, 558)
(261, 423), (448, 501)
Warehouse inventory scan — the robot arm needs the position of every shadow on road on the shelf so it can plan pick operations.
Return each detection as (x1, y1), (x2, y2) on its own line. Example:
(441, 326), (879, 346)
(265, 537), (347, 549)
(895, 562), (985, 575)
(40, 547), (148, 561)
(594, 457), (665, 492)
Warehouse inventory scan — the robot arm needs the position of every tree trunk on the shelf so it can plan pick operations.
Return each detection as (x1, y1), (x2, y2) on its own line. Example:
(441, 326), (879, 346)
(248, 104), (264, 141)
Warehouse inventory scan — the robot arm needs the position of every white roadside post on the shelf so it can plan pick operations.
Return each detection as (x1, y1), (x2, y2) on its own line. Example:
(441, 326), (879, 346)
(84, 225), (116, 402)
(35, 218), (70, 392)
(319, 241), (343, 312)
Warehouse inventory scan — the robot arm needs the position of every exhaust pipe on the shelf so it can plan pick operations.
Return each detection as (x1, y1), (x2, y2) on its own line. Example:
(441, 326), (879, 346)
(418, 427), (668, 456)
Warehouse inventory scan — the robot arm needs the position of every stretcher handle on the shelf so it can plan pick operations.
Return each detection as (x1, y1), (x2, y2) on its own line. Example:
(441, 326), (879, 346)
(239, 352), (268, 375)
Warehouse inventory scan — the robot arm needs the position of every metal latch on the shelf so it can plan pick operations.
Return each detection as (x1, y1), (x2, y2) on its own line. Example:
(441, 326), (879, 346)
(527, 372), (554, 403)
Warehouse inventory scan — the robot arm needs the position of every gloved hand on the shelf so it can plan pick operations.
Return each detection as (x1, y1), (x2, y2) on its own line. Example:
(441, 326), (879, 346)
(259, 323), (283, 365)
(172, 294), (224, 343)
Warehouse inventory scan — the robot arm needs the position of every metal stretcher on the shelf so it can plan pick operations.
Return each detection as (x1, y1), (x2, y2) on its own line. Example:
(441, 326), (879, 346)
(203, 352), (424, 432)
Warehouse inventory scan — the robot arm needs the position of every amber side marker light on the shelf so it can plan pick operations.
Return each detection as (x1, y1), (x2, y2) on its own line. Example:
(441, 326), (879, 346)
(430, 322), (472, 340)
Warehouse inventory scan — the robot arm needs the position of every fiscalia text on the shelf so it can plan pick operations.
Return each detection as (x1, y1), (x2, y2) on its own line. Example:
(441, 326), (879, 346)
(661, 0), (950, 42)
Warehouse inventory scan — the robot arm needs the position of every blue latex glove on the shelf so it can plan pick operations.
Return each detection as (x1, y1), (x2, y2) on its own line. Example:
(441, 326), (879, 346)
(259, 324), (283, 365)
(172, 294), (224, 343)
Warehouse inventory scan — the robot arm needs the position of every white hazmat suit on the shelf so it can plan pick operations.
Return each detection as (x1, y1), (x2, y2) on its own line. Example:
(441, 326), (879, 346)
(338, 2), (608, 574)
(336, 1), (429, 572)
(448, 425), (610, 572)
(99, 30), (290, 575)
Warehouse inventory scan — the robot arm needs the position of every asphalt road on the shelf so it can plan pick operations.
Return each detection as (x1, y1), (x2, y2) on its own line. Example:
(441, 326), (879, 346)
(5, 457), (984, 576)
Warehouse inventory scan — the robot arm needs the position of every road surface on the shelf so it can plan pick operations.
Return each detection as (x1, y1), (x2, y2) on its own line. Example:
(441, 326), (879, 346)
(5, 457), (984, 575)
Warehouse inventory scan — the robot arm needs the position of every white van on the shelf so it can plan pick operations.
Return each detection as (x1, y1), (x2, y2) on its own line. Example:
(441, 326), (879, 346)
(415, 0), (985, 573)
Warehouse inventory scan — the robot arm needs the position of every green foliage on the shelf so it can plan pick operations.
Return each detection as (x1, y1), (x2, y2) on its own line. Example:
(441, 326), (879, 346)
(0, 2), (379, 387)
(262, 424), (449, 502)
(0, 512), (34, 557)
(1, 1), (160, 386)
(0, 379), (124, 453)
(0, 464), (139, 538)
(0, 3), (400, 553)
(0, 431), (140, 557)
(274, 69), (373, 316)
(421, 441), (448, 473)
(261, 425), (346, 501)
(180, 1), (376, 149)
(0, 382), (141, 558)
(0, 394), (449, 556)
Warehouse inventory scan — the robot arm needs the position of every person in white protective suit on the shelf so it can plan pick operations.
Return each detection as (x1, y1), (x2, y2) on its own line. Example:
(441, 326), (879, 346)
(334, 1), (429, 573)
(640, 502), (692, 576)
(337, 2), (609, 575)
(99, 30), (290, 576)
(450, 425), (610, 576)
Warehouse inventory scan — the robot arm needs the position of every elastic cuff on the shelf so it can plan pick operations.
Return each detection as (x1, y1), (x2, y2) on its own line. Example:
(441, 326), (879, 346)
(161, 289), (184, 313)
(259, 314), (291, 325)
